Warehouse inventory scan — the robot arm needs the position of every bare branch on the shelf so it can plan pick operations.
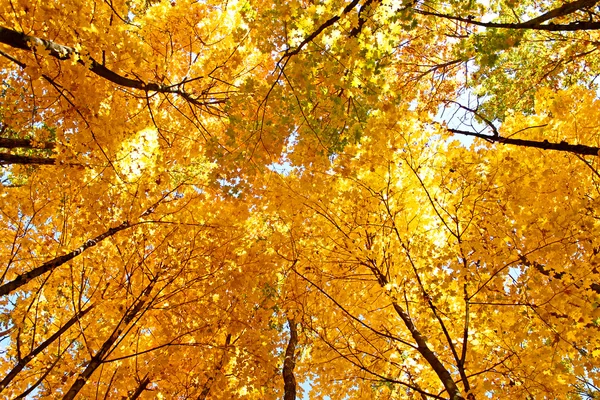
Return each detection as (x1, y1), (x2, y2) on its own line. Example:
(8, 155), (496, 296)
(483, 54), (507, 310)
(415, 0), (600, 31)
(0, 26), (223, 107)
(449, 128), (600, 156)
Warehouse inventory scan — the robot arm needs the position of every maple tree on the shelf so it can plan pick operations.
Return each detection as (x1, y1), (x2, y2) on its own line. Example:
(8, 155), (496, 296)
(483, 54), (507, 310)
(0, 0), (600, 399)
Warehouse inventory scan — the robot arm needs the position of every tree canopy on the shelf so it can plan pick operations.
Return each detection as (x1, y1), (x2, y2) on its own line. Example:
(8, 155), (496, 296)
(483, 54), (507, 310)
(1, 0), (600, 399)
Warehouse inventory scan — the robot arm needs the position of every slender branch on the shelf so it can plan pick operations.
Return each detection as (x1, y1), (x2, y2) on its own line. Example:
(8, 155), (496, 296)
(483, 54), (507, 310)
(259, 0), (364, 123)
(312, 328), (446, 399)
(382, 278), (464, 399)
(62, 278), (157, 400)
(415, 0), (600, 31)
(349, 0), (379, 37)
(13, 340), (76, 399)
(0, 221), (130, 296)
(460, 285), (470, 369)
(296, 258), (463, 397)
(198, 333), (232, 400)
(520, 254), (600, 294)
(449, 129), (600, 156)
(0, 187), (173, 296)
(447, 102), (499, 137)
(292, 267), (417, 349)
(284, 0), (361, 58)
(0, 26), (222, 107)
(0, 304), (95, 393)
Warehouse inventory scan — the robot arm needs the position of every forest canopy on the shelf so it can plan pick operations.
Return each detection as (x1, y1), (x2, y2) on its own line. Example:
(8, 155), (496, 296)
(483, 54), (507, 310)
(0, 0), (600, 399)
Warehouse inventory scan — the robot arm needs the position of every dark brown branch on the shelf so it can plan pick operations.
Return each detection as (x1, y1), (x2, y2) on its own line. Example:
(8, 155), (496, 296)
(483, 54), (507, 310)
(14, 341), (76, 399)
(258, 0), (363, 127)
(292, 267), (416, 348)
(283, 318), (298, 400)
(0, 138), (55, 150)
(524, 0), (600, 25)
(285, 0), (361, 58)
(62, 278), (157, 400)
(198, 333), (232, 400)
(128, 374), (151, 400)
(0, 187), (172, 296)
(310, 325), (446, 399)
(459, 285), (470, 371)
(390, 300), (465, 399)
(0, 221), (130, 296)
(446, 101), (499, 137)
(293, 262), (463, 398)
(0, 26), (222, 107)
(0, 153), (55, 165)
(349, 0), (379, 37)
(520, 254), (600, 294)
(374, 269), (464, 399)
(415, 0), (600, 31)
(0, 304), (94, 393)
(449, 129), (600, 156)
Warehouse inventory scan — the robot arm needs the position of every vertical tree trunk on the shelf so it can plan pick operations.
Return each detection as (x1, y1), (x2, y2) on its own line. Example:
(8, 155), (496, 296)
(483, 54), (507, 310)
(283, 318), (298, 400)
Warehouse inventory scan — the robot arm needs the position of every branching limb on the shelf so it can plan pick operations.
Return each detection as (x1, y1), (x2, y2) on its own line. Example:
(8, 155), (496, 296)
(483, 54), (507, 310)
(415, 0), (600, 31)
(0, 26), (222, 107)
(449, 128), (600, 156)
(0, 187), (175, 296)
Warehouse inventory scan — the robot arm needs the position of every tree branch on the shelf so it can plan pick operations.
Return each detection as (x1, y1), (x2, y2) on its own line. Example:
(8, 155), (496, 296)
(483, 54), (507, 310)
(0, 26), (222, 107)
(284, 0), (362, 58)
(520, 254), (600, 294)
(128, 374), (151, 400)
(0, 187), (173, 296)
(0, 221), (130, 296)
(415, 0), (600, 31)
(63, 278), (157, 400)
(349, 0), (379, 37)
(0, 138), (55, 150)
(198, 333), (232, 400)
(0, 304), (94, 393)
(0, 153), (55, 165)
(449, 129), (600, 156)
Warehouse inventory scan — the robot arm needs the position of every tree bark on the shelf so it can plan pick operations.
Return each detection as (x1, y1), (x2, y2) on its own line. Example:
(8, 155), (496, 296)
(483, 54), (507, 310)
(0, 153), (55, 165)
(62, 279), (156, 400)
(415, 0), (600, 31)
(0, 138), (55, 150)
(283, 318), (298, 400)
(450, 129), (600, 156)
(0, 26), (222, 107)
(0, 305), (94, 392)
(0, 221), (130, 296)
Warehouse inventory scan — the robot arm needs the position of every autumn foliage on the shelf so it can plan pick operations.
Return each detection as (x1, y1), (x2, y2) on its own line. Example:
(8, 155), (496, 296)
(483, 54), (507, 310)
(1, 0), (600, 399)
